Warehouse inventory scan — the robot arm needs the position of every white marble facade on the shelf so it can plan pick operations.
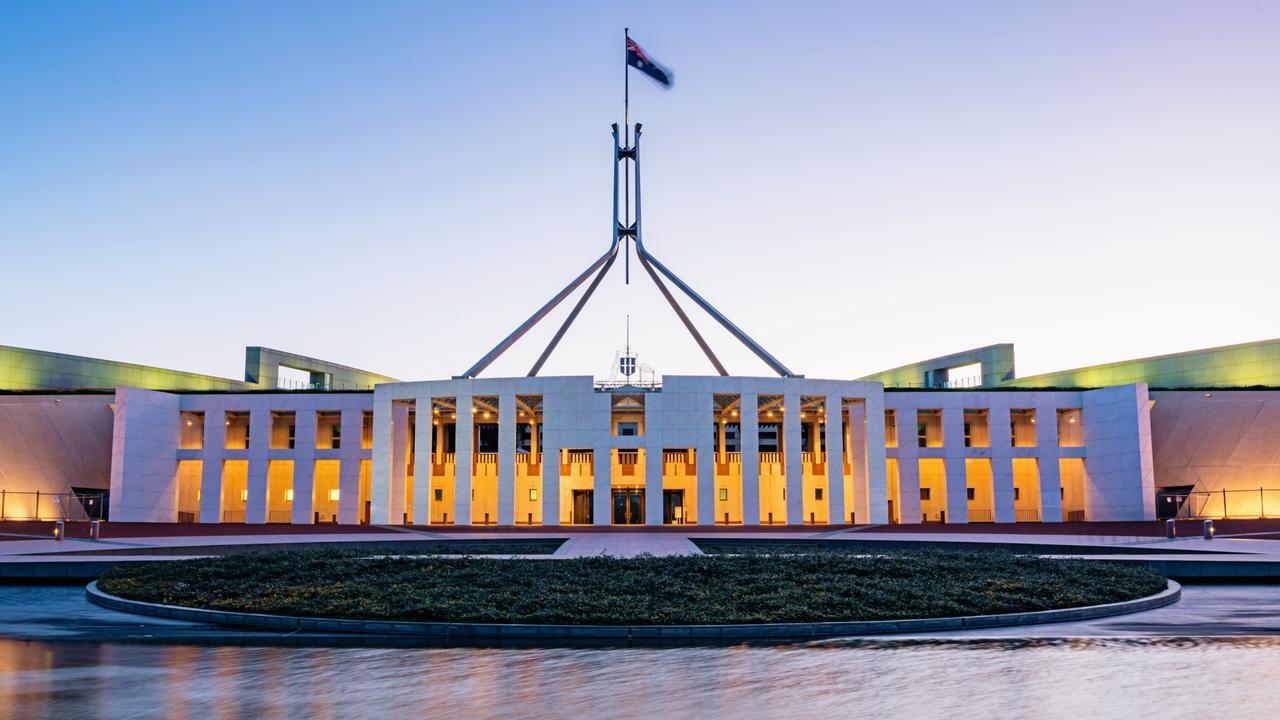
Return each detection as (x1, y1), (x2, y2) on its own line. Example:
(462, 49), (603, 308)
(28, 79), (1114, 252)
(107, 376), (1158, 525)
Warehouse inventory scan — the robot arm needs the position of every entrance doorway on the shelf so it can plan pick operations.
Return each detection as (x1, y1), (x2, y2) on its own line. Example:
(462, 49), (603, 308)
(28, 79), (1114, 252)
(663, 489), (685, 524)
(612, 488), (644, 525)
(572, 490), (593, 525)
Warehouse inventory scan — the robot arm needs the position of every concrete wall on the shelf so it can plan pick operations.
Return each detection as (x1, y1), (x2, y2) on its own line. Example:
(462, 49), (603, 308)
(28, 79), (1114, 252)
(109, 388), (181, 522)
(0, 394), (114, 517)
(1150, 390), (1280, 494)
(1082, 384), (1156, 521)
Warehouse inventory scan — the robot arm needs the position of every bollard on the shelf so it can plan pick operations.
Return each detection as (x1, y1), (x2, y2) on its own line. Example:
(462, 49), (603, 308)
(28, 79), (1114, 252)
(53, 520), (65, 541)
(1203, 519), (1215, 540)
(1165, 518), (1176, 539)
(89, 519), (101, 540)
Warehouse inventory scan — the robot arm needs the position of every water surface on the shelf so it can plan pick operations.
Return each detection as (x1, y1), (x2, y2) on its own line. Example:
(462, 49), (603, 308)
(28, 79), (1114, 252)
(3, 636), (1280, 719)
(3, 584), (1280, 719)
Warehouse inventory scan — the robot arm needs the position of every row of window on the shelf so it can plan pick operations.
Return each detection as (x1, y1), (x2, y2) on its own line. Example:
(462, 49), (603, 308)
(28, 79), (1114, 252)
(179, 411), (373, 451)
(889, 408), (1084, 448)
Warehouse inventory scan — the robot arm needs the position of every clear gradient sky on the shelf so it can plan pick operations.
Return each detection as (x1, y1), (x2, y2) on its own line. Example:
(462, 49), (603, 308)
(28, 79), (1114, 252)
(2, 1), (1277, 383)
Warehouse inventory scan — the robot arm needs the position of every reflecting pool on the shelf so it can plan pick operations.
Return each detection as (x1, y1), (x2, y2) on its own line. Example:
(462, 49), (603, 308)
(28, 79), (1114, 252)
(3, 584), (1280, 719)
(3, 636), (1280, 719)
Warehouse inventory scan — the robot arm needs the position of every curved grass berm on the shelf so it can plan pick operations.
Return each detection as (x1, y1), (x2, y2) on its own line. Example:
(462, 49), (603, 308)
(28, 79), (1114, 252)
(96, 549), (1167, 626)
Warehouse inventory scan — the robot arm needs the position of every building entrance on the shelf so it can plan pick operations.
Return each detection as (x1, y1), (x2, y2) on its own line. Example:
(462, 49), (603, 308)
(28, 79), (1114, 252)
(572, 490), (593, 525)
(663, 489), (685, 524)
(612, 488), (644, 524)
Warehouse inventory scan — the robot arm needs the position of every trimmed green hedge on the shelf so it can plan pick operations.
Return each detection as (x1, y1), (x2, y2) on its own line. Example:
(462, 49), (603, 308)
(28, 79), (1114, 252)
(98, 549), (1166, 625)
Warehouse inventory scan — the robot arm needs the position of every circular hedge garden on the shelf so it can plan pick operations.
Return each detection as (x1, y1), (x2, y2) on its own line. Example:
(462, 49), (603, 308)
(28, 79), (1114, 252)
(96, 548), (1167, 626)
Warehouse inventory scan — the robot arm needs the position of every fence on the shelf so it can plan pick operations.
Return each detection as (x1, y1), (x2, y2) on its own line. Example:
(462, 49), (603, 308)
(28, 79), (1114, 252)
(1172, 489), (1280, 520)
(0, 491), (106, 521)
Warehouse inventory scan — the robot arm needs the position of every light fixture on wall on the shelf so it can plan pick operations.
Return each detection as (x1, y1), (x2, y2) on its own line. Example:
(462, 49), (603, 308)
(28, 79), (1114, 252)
(240, 489), (248, 502)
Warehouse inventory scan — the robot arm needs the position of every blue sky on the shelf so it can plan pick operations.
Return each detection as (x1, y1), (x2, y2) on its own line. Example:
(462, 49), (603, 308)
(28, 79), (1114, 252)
(2, 1), (1277, 383)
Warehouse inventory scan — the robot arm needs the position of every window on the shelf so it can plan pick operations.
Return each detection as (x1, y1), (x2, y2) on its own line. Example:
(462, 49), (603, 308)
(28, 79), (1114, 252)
(1014, 488), (1021, 501)
(328, 489), (340, 502)
(529, 488), (539, 502)
(331, 424), (341, 450)
(966, 487), (975, 501)
(434, 489), (443, 501)
(719, 488), (728, 501)
(618, 422), (638, 437)
(920, 488), (931, 501)
(814, 488), (824, 500)
(963, 422), (972, 448)
(287, 424), (296, 450)
(917, 423), (928, 448)
(244, 422), (251, 449)
(758, 424), (780, 453)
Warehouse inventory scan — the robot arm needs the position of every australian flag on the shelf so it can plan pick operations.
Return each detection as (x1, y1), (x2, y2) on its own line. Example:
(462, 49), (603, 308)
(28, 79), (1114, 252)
(627, 37), (674, 89)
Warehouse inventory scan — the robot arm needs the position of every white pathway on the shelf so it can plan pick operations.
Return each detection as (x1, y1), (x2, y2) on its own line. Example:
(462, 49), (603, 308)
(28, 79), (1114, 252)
(551, 533), (703, 558)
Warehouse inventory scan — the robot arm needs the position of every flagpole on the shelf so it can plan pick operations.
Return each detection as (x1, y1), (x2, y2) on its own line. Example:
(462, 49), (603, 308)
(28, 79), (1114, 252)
(624, 27), (631, 284)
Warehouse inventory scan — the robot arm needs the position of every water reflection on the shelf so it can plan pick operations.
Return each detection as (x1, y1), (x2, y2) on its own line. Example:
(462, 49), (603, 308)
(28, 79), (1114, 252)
(2, 637), (1280, 719)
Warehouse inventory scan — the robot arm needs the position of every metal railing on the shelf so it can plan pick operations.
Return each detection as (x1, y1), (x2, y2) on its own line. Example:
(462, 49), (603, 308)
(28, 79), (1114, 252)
(968, 508), (994, 523)
(222, 510), (246, 523)
(267, 510), (292, 524)
(0, 491), (106, 521)
(1172, 489), (1280, 520)
(474, 452), (498, 465)
(1015, 509), (1041, 522)
(759, 452), (782, 464)
(1064, 509), (1087, 522)
(663, 450), (690, 464)
(275, 377), (376, 391)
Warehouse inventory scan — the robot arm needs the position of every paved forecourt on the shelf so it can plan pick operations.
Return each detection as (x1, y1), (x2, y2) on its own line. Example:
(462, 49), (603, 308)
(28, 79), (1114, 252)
(4, 521), (1280, 578)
